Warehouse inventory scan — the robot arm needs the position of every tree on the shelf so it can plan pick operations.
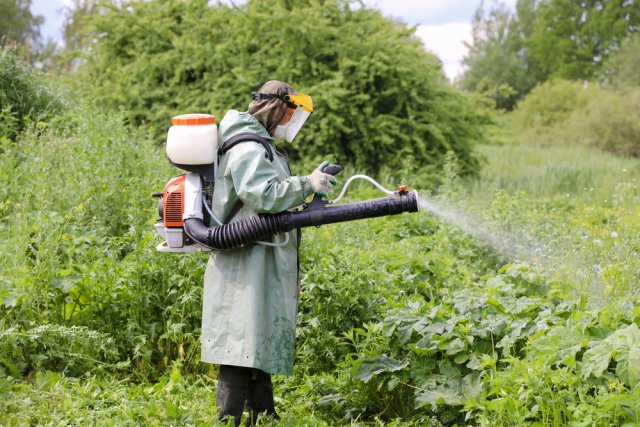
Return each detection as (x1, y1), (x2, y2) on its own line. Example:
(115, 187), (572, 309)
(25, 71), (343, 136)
(602, 33), (640, 87)
(526, 0), (640, 80)
(461, 0), (640, 108)
(0, 0), (43, 48)
(72, 0), (484, 176)
(460, 1), (537, 110)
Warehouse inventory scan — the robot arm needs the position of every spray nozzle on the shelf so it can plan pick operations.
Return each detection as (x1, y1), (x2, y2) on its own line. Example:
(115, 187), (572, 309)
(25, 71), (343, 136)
(397, 185), (408, 195)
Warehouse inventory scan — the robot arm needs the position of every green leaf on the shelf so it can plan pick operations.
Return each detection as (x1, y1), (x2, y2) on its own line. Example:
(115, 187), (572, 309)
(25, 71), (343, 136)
(415, 386), (463, 409)
(354, 357), (409, 383)
(581, 340), (613, 379)
(609, 324), (640, 386)
(444, 338), (466, 356)
(581, 324), (640, 382)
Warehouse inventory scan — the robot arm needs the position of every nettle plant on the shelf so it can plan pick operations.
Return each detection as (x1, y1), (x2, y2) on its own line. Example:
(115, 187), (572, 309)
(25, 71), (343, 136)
(328, 262), (640, 424)
(306, 263), (548, 421)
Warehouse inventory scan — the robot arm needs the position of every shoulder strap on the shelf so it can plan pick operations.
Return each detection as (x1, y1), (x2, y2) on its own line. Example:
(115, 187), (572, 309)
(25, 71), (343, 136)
(218, 132), (274, 162)
(218, 132), (275, 224)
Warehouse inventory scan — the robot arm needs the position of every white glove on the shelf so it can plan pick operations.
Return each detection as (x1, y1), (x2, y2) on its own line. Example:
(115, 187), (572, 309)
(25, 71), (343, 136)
(308, 161), (337, 196)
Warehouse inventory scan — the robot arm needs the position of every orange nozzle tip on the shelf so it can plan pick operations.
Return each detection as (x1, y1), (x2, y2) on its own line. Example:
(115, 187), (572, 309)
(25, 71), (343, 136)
(398, 185), (408, 192)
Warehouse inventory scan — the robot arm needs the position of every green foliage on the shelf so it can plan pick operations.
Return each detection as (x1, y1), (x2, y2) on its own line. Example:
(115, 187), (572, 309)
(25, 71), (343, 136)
(0, 94), (208, 377)
(570, 88), (640, 157)
(603, 34), (640, 88)
(514, 79), (595, 128)
(3, 35), (640, 426)
(513, 80), (640, 157)
(581, 323), (640, 386)
(334, 265), (554, 419)
(472, 137), (640, 200)
(0, 325), (120, 377)
(0, 0), (43, 48)
(461, 0), (640, 108)
(72, 0), (483, 176)
(467, 306), (640, 426)
(0, 45), (63, 141)
(460, 0), (538, 110)
(0, 368), (222, 426)
(527, 0), (640, 81)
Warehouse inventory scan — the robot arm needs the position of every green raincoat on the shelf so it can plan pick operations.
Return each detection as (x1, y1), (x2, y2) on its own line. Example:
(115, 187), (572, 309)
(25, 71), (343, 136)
(201, 110), (314, 375)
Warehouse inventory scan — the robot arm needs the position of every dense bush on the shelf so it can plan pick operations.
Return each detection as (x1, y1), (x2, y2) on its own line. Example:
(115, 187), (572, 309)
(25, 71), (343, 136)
(571, 89), (640, 157)
(72, 0), (484, 176)
(514, 79), (596, 129)
(514, 80), (640, 157)
(0, 45), (62, 141)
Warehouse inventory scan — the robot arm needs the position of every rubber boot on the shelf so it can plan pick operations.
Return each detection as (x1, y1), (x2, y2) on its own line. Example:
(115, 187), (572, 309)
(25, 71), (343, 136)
(217, 365), (250, 427)
(245, 370), (280, 426)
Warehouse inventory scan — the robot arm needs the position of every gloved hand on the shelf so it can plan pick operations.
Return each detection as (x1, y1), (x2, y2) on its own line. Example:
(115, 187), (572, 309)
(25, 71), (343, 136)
(307, 161), (337, 197)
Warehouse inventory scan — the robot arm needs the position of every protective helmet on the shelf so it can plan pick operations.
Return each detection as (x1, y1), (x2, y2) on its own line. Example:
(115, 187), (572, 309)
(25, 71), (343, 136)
(251, 91), (314, 143)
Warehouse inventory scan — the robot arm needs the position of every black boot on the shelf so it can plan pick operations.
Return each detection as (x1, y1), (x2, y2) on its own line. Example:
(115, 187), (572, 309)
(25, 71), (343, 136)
(216, 365), (251, 427)
(245, 369), (280, 426)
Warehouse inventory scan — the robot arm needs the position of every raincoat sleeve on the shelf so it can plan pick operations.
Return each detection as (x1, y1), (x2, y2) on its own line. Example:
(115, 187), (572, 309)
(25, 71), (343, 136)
(225, 142), (314, 214)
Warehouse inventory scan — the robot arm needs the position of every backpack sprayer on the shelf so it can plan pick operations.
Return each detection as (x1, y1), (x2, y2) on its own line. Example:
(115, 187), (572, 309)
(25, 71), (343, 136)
(153, 114), (419, 252)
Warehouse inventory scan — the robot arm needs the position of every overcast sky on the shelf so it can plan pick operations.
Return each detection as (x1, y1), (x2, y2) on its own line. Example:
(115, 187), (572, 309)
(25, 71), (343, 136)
(31, 0), (516, 81)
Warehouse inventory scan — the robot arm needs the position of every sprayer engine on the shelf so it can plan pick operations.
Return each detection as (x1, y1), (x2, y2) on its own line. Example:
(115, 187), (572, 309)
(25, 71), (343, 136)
(154, 174), (213, 252)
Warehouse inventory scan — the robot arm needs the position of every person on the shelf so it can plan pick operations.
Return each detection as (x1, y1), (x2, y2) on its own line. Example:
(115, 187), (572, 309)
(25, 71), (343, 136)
(201, 80), (336, 426)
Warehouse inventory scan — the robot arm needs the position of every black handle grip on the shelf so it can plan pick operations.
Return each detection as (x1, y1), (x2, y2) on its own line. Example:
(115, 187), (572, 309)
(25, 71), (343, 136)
(324, 164), (342, 176)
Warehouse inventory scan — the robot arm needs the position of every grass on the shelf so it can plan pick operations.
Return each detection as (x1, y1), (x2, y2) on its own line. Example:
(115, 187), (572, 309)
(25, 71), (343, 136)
(0, 45), (63, 141)
(3, 113), (640, 425)
(472, 142), (640, 202)
(1, 59), (640, 425)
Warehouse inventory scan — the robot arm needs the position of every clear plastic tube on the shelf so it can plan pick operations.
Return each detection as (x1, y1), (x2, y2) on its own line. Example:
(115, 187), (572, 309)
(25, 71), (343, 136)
(329, 174), (395, 204)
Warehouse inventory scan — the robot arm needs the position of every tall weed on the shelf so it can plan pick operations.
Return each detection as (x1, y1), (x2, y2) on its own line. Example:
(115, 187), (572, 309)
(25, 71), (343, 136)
(0, 98), (205, 377)
(0, 45), (63, 142)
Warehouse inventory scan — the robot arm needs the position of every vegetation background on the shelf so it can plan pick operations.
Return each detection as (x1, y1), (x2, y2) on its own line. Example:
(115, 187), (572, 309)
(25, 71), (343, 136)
(1, 0), (640, 425)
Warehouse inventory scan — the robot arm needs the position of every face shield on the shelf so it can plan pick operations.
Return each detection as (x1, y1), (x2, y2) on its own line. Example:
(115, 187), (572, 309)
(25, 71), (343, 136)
(253, 91), (314, 143)
(283, 107), (310, 142)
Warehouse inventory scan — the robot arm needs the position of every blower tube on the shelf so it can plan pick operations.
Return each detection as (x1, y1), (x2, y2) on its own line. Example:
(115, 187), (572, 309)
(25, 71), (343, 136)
(184, 190), (419, 250)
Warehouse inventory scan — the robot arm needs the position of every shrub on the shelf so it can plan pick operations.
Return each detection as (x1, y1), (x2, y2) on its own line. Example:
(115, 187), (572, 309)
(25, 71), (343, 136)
(514, 79), (596, 129)
(0, 45), (63, 141)
(72, 0), (484, 176)
(569, 88), (640, 157)
(514, 79), (640, 158)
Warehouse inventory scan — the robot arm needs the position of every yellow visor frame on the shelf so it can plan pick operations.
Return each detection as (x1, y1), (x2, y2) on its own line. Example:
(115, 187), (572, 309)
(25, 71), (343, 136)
(284, 93), (314, 113)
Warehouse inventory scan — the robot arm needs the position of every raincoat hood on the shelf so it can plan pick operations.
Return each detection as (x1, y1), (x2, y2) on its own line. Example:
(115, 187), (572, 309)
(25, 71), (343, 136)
(247, 80), (296, 134)
(219, 109), (273, 144)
